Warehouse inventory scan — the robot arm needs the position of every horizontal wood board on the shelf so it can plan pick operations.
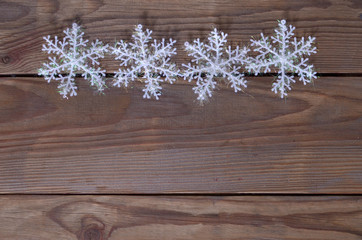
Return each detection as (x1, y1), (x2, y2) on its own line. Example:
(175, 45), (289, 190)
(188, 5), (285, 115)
(0, 76), (361, 194)
(0, 0), (362, 74)
(0, 195), (361, 240)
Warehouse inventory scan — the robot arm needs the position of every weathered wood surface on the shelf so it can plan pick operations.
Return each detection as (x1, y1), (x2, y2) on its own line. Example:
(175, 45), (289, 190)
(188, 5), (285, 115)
(1, 0), (361, 239)
(0, 0), (362, 74)
(0, 76), (361, 194)
(0, 195), (361, 240)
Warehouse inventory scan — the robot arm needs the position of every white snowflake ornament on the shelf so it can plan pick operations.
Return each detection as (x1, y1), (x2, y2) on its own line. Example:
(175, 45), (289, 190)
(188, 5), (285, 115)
(248, 19), (317, 98)
(111, 24), (179, 100)
(183, 28), (250, 102)
(39, 23), (109, 98)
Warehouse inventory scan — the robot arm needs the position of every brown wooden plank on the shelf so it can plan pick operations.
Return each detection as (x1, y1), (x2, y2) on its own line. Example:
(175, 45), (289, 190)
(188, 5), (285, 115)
(0, 195), (361, 240)
(0, 0), (361, 74)
(0, 76), (361, 194)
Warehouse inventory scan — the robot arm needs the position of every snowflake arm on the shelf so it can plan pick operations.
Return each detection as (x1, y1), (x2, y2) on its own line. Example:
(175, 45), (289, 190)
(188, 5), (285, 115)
(183, 28), (250, 102)
(112, 40), (142, 88)
(248, 19), (317, 98)
(38, 23), (109, 98)
(151, 38), (178, 84)
(142, 75), (163, 99)
(111, 25), (179, 100)
(193, 73), (217, 101)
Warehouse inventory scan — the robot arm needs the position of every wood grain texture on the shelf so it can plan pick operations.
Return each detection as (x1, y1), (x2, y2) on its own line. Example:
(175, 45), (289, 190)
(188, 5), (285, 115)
(0, 195), (361, 240)
(0, 0), (362, 74)
(0, 76), (361, 194)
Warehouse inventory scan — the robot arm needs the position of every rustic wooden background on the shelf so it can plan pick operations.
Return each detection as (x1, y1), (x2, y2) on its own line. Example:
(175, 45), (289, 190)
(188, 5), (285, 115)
(0, 0), (361, 239)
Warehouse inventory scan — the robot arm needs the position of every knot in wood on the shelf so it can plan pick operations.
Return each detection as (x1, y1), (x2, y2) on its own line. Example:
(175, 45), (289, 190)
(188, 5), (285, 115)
(78, 217), (105, 240)
(83, 227), (102, 240)
(1, 56), (10, 64)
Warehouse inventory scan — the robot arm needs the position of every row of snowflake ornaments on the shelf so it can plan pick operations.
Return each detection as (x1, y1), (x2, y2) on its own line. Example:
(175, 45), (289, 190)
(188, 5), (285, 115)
(39, 20), (317, 102)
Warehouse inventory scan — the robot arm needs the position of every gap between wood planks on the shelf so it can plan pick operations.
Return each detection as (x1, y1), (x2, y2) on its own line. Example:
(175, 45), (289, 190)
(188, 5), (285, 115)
(0, 193), (362, 196)
(1, 73), (362, 78)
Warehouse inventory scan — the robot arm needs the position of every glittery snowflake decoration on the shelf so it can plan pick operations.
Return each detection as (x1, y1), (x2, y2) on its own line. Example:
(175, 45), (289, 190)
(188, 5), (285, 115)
(111, 24), (179, 100)
(248, 19), (317, 98)
(38, 23), (109, 98)
(183, 29), (250, 102)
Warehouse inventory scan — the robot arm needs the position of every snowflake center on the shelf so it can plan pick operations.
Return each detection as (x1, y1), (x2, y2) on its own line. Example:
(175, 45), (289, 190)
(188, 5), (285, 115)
(279, 56), (287, 66)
